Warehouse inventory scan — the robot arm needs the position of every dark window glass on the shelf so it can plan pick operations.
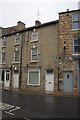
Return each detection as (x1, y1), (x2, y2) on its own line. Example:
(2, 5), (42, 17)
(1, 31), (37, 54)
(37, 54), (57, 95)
(72, 13), (80, 30)
(73, 37), (80, 53)
(67, 75), (69, 78)
(47, 70), (53, 73)
(2, 70), (4, 82)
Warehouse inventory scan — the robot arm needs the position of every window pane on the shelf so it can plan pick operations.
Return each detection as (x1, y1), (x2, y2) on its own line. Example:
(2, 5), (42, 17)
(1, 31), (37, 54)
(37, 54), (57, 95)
(72, 13), (78, 21)
(2, 39), (6, 46)
(72, 13), (80, 30)
(6, 73), (9, 81)
(79, 22), (80, 29)
(6, 70), (10, 81)
(15, 50), (19, 62)
(74, 37), (80, 45)
(32, 49), (37, 55)
(32, 32), (38, 41)
(2, 70), (4, 82)
(74, 46), (80, 53)
(2, 53), (5, 63)
(15, 36), (20, 44)
(72, 22), (79, 30)
(31, 48), (38, 61)
(32, 55), (37, 60)
(47, 70), (53, 73)
(29, 71), (39, 85)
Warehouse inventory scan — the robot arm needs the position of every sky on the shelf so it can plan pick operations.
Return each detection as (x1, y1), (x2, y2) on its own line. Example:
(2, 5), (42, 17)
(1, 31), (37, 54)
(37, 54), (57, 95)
(0, 0), (80, 28)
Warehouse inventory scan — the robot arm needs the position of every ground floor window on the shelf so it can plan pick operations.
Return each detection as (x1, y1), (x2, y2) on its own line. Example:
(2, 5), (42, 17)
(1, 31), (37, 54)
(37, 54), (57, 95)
(2, 70), (5, 82)
(27, 68), (40, 86)
(6, 70), (10, 81)
(0, 70), (10, 82)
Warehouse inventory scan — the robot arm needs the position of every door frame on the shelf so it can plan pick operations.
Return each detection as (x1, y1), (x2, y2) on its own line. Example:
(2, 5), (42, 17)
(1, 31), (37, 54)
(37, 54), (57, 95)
(12, 70), (19, 89)
(45, 69), (54, 91)
(4, 70), (10, 87)
(63, 70), (73, 92)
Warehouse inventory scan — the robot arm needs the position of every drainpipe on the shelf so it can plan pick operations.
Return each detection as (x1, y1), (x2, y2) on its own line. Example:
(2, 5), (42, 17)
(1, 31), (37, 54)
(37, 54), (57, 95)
(10, 65), (12, 88)
(76, 60), (79, 92)
(58, 66), (59, 91)
(19, 33), (23, 89)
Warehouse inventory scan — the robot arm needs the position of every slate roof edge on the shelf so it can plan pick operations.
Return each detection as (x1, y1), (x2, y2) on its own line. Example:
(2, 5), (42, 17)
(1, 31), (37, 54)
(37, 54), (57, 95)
(1, 20), (59, 37)
(59, 9), (80, 14)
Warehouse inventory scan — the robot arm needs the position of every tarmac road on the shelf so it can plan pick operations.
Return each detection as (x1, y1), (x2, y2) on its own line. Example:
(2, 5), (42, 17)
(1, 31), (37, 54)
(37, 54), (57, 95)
(1, 89), (79, 119)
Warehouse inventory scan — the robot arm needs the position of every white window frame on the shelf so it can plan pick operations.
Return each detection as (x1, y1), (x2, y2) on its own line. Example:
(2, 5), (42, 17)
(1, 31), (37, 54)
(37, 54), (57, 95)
(5, 70), (10, 81)
(2, 52), (6, 64)
(72, 13), (80, 31)
(27, 69), (40, 86)
(31, 31), (38, 42)
(2, 38), (6, 47)
(30, 48), (38, 62)
(73, 37), (80, 54)
(14, 36), (21, 45)
(14, 50), (20, 63)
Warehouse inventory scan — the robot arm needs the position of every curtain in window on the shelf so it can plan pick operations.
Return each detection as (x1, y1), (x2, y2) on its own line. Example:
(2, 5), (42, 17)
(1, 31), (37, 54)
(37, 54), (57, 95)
(29, 71), (39, 85)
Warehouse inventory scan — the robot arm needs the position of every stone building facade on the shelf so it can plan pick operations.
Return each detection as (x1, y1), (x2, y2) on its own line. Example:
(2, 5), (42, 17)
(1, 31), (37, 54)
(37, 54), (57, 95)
(21, 20), (59, 93)
(58, 9), (80, 92)
(0, 21), (25, 89)
(0, 9), (80, 94)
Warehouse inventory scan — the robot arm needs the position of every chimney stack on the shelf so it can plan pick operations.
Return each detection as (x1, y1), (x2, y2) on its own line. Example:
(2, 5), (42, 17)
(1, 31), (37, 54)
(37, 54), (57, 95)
(17, 21), (25, 29)
(35, 20), (41, 26)
(67, 9), (69, 12)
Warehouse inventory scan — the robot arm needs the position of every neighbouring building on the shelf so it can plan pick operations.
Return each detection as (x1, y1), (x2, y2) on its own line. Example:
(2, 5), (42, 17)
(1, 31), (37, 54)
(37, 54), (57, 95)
(58, 9), (80, 92)
(21, 20), (59, 93)
(0, 21), (25, 89)
(0, 9), (80, 94)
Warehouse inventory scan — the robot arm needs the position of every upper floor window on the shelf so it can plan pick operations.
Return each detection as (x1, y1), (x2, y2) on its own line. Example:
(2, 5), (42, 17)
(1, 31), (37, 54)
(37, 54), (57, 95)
(31, 48), (38, 61)
(73, 37), (80, 54)
(14, 50), (19, 62)
(2, 52), (6, 63)
(72, 13), (80, 30)
(2, 38), (6, 47)
(15, 36), (20, 44)
(31, 31), (38, 42)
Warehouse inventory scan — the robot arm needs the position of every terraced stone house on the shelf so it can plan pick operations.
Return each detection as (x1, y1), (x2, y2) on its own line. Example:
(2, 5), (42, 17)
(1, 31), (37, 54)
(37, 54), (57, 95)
(0, 9), (80, 94)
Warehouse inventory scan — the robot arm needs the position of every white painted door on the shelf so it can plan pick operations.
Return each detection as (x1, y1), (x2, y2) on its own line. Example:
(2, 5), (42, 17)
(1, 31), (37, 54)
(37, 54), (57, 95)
(12, 73), (19, 89)
(45, 70), (54, 91)
(4, 70), (10, 87)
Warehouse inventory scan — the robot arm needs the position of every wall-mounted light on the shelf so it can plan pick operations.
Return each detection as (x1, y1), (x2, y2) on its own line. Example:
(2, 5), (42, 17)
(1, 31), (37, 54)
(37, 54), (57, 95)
(17, 33), (19, 35)
(16, 48), (18, 51)
(2, 50), (4, 53)
(33, 29), (35, 32)
(32, 45), (36, 48)
(12, 65), (14, 68)
(38, 51), (41, 55)
(4, 36), (5, 39)
(14, 67), (17, 70)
